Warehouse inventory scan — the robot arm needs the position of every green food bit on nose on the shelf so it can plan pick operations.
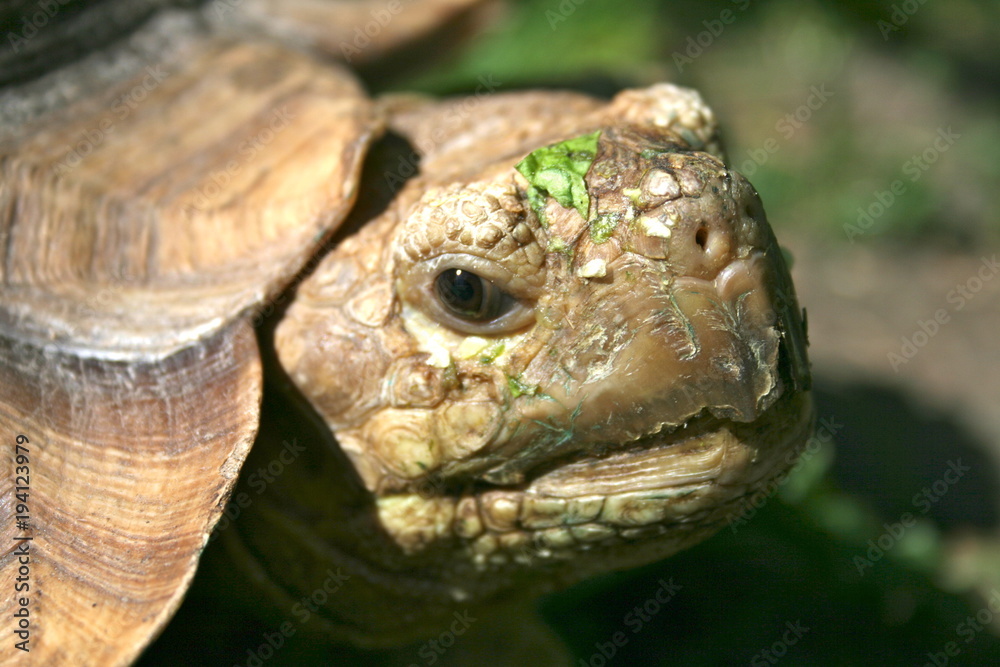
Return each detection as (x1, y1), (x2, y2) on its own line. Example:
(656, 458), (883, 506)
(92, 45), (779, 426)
(507, 375), (539, 398)
(640, 147), (671, 159)
(622, 187), (643, 205)
(546, 237), (573, 256)
(506, 375), (552, 400)
(590, 212), (621, 244)
(479, 341), (506, 364)
(524, 186), (550, 227)
(516, 130), (601, 222)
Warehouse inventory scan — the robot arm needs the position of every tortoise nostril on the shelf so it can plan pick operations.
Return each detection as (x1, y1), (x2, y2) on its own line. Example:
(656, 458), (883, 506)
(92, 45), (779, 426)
(695, 226), (708, 250)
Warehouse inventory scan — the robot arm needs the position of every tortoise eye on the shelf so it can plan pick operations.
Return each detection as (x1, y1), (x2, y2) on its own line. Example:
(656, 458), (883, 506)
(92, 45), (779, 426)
(434, 269), (517, 322)
(397, 253), (537, 335)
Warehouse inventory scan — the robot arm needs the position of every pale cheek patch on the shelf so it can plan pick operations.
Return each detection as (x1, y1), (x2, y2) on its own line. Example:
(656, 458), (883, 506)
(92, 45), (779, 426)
(400, 303), (527, 368)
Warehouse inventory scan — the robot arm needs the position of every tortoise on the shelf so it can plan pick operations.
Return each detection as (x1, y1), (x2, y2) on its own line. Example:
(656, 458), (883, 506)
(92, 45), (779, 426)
(0, 0), (813, 664)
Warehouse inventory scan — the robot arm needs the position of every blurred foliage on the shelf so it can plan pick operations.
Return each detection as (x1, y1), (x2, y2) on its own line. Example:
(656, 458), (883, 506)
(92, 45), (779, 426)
(393, 0), (1000, 251)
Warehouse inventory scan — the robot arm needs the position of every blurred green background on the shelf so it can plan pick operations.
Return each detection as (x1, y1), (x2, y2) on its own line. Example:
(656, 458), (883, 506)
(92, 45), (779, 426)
(391, 0), (1000, 664)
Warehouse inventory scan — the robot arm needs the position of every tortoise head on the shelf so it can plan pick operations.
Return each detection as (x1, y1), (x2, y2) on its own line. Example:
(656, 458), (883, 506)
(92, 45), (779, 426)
(274, 84), (812, 588)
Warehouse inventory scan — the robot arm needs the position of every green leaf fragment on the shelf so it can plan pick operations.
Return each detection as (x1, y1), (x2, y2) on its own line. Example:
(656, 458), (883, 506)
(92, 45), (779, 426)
(622, 187), (643, 205)
(590, 212), (621, 244)
(478, 341), (506, 365)
(546, 237), (573, 256)
(506, 375), (552, 400)
(525, 186), (549, 227)
(516, 130), (601, 221)
(507, 375), (538, 398)
(640, 147), (671, 159)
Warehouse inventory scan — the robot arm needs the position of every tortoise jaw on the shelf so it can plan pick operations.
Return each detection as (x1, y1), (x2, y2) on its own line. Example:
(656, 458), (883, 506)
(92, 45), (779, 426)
(372, 387), (812, 567)
(519, 410), (731, 498)
(466, 248), (792, 487)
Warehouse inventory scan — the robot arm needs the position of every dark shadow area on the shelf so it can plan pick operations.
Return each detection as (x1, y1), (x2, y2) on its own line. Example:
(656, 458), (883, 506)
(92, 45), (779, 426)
(395, 72), (634, 101)
(814, 378), (1000, 530)
(352, 0), (505, 92)
(542, 494), (1000, 666)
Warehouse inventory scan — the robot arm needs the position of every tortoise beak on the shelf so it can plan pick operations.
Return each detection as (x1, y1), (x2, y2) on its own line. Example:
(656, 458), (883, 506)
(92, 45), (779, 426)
(478, 143), (810, 485)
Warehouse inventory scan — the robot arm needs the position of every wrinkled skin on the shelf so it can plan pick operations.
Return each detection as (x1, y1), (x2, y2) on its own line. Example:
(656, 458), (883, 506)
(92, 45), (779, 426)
(224, 84), (812, 646)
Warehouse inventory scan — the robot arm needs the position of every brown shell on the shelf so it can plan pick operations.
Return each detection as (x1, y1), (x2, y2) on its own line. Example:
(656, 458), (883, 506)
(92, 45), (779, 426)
(0, 6), (383, 665)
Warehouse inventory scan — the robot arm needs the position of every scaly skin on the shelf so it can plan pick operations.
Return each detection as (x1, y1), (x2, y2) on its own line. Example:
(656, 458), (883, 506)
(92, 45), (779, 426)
(227, 84), (812, 647)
